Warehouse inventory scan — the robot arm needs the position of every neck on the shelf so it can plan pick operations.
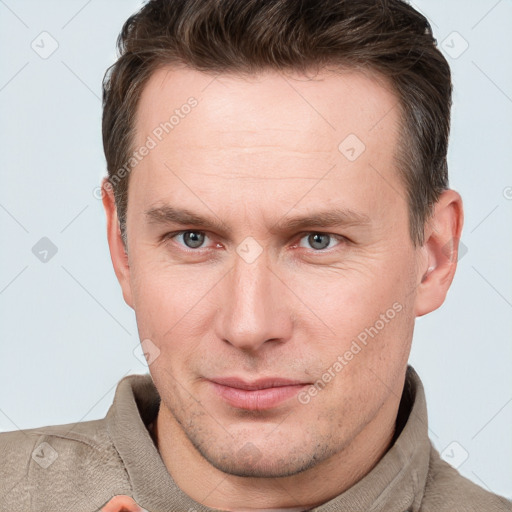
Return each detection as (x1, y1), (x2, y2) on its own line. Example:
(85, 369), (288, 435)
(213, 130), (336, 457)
(152, 395), (400, 511)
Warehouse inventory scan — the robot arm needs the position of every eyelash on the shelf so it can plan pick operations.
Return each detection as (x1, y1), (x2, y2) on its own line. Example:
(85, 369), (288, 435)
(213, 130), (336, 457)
(162, 230), (347, 254)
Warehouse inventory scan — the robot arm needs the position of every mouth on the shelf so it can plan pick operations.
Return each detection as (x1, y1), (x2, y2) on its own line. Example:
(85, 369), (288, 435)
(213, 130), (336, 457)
(206, 377), (310, 411)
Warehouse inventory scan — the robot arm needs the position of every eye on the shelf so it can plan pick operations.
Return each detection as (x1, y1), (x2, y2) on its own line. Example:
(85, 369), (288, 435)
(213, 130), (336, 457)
(164, 230), (211, 250)
(297, 232), (345, 251)
(163, 230), (347, 254)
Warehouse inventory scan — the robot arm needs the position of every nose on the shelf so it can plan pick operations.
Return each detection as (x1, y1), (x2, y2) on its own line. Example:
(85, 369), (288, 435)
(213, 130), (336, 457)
(215, 246), (293, 353)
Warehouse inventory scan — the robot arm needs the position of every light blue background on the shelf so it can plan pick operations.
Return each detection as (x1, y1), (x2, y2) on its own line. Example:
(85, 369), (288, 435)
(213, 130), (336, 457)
(1, 0), (511, 500)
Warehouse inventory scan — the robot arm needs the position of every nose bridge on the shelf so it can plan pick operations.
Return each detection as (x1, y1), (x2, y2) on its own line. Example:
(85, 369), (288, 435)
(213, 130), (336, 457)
(217, 244), (290, 351)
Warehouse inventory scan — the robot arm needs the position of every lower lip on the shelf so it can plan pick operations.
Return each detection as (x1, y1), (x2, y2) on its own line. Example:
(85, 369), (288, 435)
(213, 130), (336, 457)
(209, 382), (307, 411)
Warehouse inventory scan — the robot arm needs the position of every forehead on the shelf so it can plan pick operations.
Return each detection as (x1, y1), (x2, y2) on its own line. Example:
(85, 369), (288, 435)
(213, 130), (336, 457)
(134, 64), (400, 157)
(128, 65), (404, 229)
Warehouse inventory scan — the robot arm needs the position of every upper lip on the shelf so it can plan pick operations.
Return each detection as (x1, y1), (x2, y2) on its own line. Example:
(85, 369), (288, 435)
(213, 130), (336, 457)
(208, 377), (308, 390)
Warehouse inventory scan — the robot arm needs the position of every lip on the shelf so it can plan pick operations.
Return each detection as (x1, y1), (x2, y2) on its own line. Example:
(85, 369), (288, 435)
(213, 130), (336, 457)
(207, 377), (309, 411)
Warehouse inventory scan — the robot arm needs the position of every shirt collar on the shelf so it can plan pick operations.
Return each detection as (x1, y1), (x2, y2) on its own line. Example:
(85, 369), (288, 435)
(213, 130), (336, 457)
(106, 365), (431, 512)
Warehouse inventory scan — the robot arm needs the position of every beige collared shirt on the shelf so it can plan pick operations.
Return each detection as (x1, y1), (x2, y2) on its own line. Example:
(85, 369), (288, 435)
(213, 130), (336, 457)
(1, 366), (510, 511)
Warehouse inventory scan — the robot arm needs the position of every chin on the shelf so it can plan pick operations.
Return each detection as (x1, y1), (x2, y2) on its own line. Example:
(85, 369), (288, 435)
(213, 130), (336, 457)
(190, 435), (335, 478)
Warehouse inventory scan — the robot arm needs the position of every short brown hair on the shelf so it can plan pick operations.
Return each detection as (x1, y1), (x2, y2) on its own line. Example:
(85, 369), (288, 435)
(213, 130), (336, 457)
(102, 0), (452, 249)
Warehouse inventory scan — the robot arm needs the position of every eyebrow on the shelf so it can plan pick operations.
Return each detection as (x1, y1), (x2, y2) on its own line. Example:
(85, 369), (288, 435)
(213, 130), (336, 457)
(144, 204), (371, 234)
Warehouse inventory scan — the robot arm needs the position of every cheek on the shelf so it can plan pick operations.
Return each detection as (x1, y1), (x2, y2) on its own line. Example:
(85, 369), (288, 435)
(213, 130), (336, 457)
(301, 301), (414, 440)
(285, 257), (408, 331)
(130, 259), (223, 370)
(289, 255), (416, 383)
(130, 252), (210, 328)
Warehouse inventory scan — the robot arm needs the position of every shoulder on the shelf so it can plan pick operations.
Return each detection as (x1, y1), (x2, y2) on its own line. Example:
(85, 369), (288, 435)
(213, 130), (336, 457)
(421, 444), (512, 511)
(0, 419), (131, 511)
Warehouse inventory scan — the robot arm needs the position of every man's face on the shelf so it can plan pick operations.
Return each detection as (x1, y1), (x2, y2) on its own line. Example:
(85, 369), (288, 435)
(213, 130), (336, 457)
(118, 66), (423, 477)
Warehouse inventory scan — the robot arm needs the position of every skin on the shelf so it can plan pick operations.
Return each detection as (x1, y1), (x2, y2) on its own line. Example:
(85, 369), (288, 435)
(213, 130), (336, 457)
(102, 65), (463, 510)
(101, 495), (146, 512)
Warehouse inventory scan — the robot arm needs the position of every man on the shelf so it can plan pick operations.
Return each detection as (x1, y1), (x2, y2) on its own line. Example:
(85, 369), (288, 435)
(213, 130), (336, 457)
(1, 0), (510, 511)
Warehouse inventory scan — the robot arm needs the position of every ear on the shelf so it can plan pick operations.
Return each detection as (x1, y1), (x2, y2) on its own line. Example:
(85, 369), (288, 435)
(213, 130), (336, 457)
(414, 189), (464, 317)
(101, 178), (134, 309)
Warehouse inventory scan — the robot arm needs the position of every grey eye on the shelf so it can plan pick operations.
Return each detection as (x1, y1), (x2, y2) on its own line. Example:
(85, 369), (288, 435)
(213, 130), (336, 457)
(181, 231), (206, 248)
(307, 233), (331, 250)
